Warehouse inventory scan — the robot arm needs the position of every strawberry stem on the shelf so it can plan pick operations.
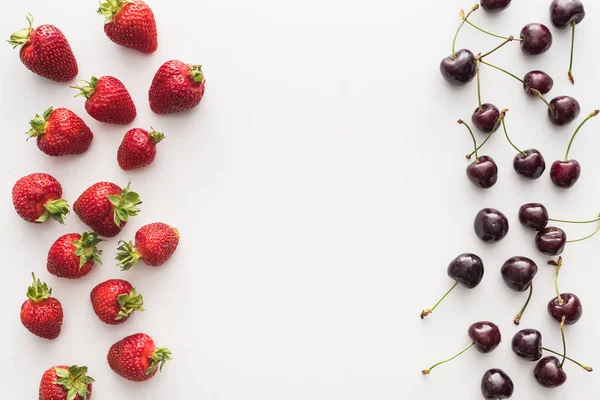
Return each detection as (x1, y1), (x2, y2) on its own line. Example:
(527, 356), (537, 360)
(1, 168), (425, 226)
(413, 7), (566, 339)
(25, 107), (53, 140)
(70, 77), (99, 99)
(7, 13), (34, 48)
(73, 232), (104, 268)
(149, 130), (166, 145)
(147, 347), (173, 375)
(115, 240), (142, 270)
(97, 0), (130, 24)
(54, 365), (95, 400)
(37, 198), (70, 224)
(116, 288), (145, 320)
(188, 64), (205, 84)
(107, 181), (142, 227)
(27, 272), (52, 302)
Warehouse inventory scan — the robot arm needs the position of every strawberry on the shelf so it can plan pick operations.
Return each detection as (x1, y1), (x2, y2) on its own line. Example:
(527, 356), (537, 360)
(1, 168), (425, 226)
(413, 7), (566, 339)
(90, 279), (144, 325)
(107, 333), (172, 382)
(26, 107), (93, 156)
(117, 128), (165, 170)
(7, 14), (78, 82)
(73, 181), (141, 237)
(116, 222), (180, 270)
(148, 60), (206, 114)
(98, 0), (158, 54)
(12, 173), (69, 224)
(20, 273), (63, 340)
(71, 76), (136, 124)
(39, 365), (94, 400)
(47, 232), (103, 279)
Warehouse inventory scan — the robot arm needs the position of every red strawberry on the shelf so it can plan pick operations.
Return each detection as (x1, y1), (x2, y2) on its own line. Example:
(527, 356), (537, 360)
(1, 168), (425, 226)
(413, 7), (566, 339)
(116, 222), (180, 270)
(107, 333), (172, 382)
(73, 181), (141, 237)
(117, 128), (165, 170)
(12, 173), (69, 224)
(90, 279), (144, 325)
(20, 273), (63, 340)
(71, 76), (136, 124)
(149, 60), (206, 114)
(47, 232), (103, 279)
(39, 365), (94, 400)
(98, 0), (158, 54)
(26, 107), (93, 156)
(7, 14), (78, 82)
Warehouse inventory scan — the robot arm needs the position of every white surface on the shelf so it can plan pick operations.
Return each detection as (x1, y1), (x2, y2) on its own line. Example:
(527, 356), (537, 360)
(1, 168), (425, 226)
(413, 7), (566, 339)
(1, 0), (600, 398)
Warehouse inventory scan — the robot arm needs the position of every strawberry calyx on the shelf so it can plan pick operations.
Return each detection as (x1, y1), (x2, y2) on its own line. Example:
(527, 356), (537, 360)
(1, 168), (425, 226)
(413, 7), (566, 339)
(54, 365), (95, 400)
(70, 77), (99, 100)
(97, 0), (131, 23)
(107, 181), (142, 227)
(116, 288), (145, 320)
(149, 129), (165, 145)
(7, 13), (34, 48)
(37, 198), (70, 224)
(27, 272), (52, 303)
(115, 240), (141, 270)
(73, 232), (104, 268)
(26, 107), (53, 140)
(147, 347), (173, 375)
(188, 64), (205, 84)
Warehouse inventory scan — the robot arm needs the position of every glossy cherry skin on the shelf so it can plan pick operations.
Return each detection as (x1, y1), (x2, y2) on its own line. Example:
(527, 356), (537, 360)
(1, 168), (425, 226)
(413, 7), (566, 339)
(550, 0), (585, 28)
(534, 356), (567, 388)
(481, 369), (514, 399)
(518, 203), (549, 231)
(472, 104), (501, 133)
(512, 329), (543, 361)
(513, 149), (545, 179)
(447, 253), (485, 289)
(481, 0), (511, 12)
(501, 256), (538, 292)
(467, 156), (498, 188)
(440, 49), (477, 86)
(474, 208), (509, 243)
(548, 293), (583, 325)
(468, 321), (502, 353)
(520, 23), (553, 55)
(548, 96), (580, 126)
(523, 70), (554, 95)
(535, 227), (566, 255)
(550, 160), (581, 188)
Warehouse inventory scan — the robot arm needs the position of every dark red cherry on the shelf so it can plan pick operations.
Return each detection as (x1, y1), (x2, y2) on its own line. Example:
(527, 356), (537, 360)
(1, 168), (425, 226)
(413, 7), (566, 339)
(501, 256), (538, 292)
(534, 356), (567, 388)
(440, 49), (477, 86)
(520, 23), (553, 55)
(513, 149), (545, 179)
(550, 160), (581, 188)
(548, 96), (580, 125)
(481, 369), (514, 399)
(535, 227), (566, 255)
(472, 104), (501, 133)
(548, 293), (583, 325)
(447, 253), (485, 288)
(550, 0), (585, 28)
(511, 329), (543, 361)
(467, 156), (498, 188)
(481, 0), (511, 12)
(468, 321), (502, 353)
(474, 208), (509, 243)
(524, 71), (554, 95)
(518, 203), (549, 231)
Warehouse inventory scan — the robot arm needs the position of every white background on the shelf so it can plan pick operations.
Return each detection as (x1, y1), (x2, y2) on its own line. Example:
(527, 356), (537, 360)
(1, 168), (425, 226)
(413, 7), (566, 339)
(1, 0), (600, 398)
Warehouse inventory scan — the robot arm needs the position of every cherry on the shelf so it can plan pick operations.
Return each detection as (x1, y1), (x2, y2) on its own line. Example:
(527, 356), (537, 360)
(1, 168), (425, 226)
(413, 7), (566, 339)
(535, 227), (566, 255)
(550, 110), (599, 188)
(499, 114), (545, 179)
(523, 70), (554, 95)
(535, 356), (567, 388)
(511, 329), (543, 361)
(440, 6), (480, 86)
(481, 369), (514, 399)
(501, 256), (537, 324)
(459, 119), (498, 188)
(421, 253), (484, 319)
(480, 0), (511, 12)
(472, 104), (501, 133)
(550, 0), (585, 83)
(421, 321), (501, 375)
(474, 208), (509, 243)
(548, 293), (583, 325)
(547, 95), (581, 126)
(518, 203), (548, 231)
(520, 23), (552, 55)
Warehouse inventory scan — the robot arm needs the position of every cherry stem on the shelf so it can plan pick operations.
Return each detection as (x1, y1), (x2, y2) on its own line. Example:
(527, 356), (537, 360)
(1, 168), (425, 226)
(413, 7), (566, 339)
(514, 282), (533, 325)
(463, 18), (521, 41)
(452, 5), (479, 59)
(564, 110), (599, 161)
(541, 347), (593, 372)
(569, 21), (576, 84)
(502, 116), (526, 156)
(567, 222), (600, 243)
(478, 58), (523, 83)
(421, 282), (458, 319)
(458, 119), (479, 161)
(476, 58), (482, 111)
(528, 89), (554, 111)
(549, 214), (600, 224)
(421, 342), (475, 375)
(560, 316), (567, 369)
(553, 257), (563, 305)
(466, 109), (506, 159)
(480, 36), (514, 59)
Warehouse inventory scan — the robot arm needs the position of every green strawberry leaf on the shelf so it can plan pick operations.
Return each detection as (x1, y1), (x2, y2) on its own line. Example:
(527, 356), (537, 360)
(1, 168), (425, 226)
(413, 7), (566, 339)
(7, 13), (34, 48)
(108, 181), (142, 227)
(73, 232), (104, 268)
(115, 240), (141, 270)
(147, 347), (173, 375)
(27, 273), (51, 302)
(115, 288), (145, 320)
